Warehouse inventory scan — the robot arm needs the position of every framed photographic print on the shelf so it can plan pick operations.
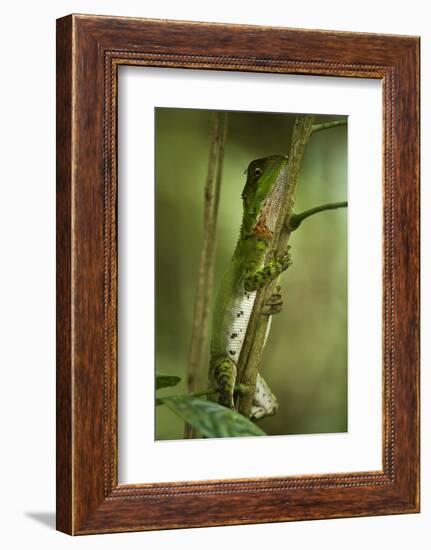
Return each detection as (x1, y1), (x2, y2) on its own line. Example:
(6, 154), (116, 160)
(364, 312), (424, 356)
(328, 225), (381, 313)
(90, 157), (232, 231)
(56, 14), (420, 534)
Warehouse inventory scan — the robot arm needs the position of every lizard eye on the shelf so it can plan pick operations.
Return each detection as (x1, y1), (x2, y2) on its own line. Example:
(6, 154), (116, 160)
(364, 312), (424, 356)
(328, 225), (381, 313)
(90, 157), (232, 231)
(254, 167), (262, 177)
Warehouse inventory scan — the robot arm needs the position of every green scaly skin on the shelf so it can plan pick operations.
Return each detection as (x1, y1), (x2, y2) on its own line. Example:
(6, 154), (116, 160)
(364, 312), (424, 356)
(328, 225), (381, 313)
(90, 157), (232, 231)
(209, 155), (292, 419)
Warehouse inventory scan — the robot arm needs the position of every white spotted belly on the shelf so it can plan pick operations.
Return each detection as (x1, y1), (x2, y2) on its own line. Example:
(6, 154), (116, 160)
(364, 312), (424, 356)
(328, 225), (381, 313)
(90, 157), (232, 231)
(223, 287), (257, 363)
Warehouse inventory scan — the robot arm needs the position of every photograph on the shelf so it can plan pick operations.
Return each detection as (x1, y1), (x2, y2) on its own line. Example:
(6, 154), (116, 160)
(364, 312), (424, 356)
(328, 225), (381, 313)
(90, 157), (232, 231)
(154, 107), (348, 440)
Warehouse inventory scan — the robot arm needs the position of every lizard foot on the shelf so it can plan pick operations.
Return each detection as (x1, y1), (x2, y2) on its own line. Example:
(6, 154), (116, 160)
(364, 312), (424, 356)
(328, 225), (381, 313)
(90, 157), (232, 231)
(261, 286), (283, 315)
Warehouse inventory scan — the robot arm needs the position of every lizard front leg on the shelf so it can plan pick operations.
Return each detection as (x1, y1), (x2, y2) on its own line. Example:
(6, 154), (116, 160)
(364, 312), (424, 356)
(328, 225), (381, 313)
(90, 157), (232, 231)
(211, 356), (237, 409)
(244, 248), (292, 292)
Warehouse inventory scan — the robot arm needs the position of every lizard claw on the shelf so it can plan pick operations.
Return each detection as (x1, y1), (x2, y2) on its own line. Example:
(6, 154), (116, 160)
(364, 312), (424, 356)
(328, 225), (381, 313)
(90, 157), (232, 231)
(261, 291), (283, 315)
(277, 248), (292, 271)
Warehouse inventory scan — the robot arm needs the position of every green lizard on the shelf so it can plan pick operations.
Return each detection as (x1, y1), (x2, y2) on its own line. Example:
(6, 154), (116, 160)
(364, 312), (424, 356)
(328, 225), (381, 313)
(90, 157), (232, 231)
(209, 154), (292, 420)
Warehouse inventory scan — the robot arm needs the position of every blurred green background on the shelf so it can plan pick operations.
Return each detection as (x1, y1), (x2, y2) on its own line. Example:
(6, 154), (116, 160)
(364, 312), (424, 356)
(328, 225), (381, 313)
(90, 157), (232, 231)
(155, 108), (347, 440)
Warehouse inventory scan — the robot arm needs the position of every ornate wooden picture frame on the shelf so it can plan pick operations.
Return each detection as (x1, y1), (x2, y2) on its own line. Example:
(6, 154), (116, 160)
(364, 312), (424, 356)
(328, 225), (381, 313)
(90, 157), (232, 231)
(56, 14), (420, 535)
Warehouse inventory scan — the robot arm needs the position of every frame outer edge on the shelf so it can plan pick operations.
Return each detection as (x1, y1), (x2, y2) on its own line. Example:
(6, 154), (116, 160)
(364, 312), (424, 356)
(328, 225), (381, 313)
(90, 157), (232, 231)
(56, 14), (420, 535)
(392, 38), (420, 510)
(56, 14), (74, 535)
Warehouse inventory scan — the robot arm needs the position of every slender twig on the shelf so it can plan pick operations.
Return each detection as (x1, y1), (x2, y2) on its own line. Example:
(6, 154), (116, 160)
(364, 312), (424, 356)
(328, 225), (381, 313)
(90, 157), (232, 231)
(157, 384), (249, 407)
(185, 112), (228, 438)
(236, 115), (315, 418)
(157, 388), (218, 406)
(288, 201), (347, 230)
(311, 119), (347, 134)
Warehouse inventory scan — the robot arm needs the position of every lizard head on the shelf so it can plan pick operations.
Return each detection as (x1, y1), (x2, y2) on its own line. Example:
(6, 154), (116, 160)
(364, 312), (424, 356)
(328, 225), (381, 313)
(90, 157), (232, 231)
(241, 154), (289, 239)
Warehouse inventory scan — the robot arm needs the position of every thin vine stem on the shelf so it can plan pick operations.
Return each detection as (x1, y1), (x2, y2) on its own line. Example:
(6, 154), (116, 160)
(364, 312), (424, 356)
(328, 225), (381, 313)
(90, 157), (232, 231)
(311, 119), (347, 133)
(157, 384), (248, 407)
(288, 201), (348, 230)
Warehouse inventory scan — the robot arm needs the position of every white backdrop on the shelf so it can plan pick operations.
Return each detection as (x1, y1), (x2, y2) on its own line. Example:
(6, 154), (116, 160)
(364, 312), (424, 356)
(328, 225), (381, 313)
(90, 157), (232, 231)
(0, 1), (428, 549)
(118, 68), (382, 483)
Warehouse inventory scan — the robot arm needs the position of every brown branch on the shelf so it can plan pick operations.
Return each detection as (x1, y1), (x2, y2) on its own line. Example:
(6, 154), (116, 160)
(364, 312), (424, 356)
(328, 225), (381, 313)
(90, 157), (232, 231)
(184, 112), (228, 438)
(236, 114), (315, 418)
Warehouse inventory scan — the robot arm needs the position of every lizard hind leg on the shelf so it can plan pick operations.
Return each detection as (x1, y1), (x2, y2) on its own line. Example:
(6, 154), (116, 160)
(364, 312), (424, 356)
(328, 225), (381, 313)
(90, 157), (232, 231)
(213, 357), (237, 409)
(250, 373), (278, 420)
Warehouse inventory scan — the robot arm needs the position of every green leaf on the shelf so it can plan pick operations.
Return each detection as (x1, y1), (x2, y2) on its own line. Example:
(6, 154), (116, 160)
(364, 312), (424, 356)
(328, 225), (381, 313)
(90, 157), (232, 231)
(159, 395), (266, 438)
(156, 372), (181, 391)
